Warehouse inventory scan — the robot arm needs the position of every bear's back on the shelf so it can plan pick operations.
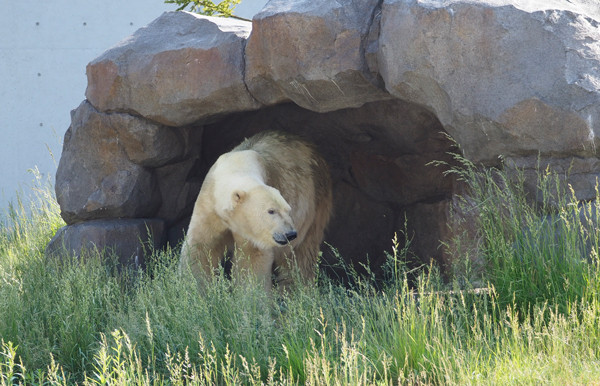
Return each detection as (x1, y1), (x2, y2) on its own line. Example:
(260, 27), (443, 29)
(235, 131), (331, 229)
(232, 131), (327, 196)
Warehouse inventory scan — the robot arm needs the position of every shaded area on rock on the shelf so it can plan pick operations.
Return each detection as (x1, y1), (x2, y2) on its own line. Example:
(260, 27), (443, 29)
(46, 218), (166, 269)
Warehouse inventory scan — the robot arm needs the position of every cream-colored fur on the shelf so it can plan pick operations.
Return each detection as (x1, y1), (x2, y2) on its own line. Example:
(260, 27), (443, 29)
(180, 131), (332, 292)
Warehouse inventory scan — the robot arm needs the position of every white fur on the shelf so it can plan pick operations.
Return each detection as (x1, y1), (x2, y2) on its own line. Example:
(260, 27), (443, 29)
(212, 150), (267, 216)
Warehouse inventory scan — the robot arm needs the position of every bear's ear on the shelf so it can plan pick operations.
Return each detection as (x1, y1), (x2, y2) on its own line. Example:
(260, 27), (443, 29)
(232, 190), (246, 206)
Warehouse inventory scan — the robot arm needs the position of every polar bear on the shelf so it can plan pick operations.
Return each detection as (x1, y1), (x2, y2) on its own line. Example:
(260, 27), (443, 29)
(180, 131), (332, 291)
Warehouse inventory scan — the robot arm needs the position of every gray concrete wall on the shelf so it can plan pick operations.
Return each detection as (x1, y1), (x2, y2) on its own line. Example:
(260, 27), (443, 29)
(0, 0), (267, 214)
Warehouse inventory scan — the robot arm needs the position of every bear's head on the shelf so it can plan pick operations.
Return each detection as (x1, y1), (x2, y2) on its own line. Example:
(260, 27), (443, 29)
(224, 185), (297, 249)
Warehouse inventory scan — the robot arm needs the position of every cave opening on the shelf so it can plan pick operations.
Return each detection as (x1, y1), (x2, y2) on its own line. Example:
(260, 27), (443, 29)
(166, 99), (461, 280)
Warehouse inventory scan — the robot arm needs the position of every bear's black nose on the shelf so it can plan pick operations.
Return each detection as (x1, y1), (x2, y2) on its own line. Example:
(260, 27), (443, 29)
(285, 231), (297, 242)
(273, 230), (298, 245)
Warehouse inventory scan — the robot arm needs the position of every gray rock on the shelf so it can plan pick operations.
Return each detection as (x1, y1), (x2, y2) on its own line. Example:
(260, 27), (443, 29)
(245, 0), (390, 112)
(378, 0), (600, 163)
(155, 156), (205, 225)
(505, 156), (600, 203)
(322, 181), (397, 277)
(112, 114), (185, 168)
(402, 200), (452, 266)
(55, 102), (162, 224)
(350, 150), (454, 206)
(46, 218), (166, 268)
(86, 11), (259, 126)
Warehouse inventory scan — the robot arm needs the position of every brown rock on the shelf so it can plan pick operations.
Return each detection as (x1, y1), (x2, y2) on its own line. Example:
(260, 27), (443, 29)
(111, 114), (185, 168)
(46, 218), (166, 268)
(322, 181), (397, 277)
(55, 102), (162, 224)
(378, 0), (600, 163)
(155, 156), (205, 225)
(350, 151), (454, 205)
(505, 156), (600, 203)
(86, 11), (259, 126)
(50, 0), (600, 277)
(245, 0), (389, 112)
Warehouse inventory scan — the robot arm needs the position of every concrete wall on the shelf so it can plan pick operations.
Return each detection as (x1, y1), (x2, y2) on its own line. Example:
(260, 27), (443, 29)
(0, 0), (267, 214)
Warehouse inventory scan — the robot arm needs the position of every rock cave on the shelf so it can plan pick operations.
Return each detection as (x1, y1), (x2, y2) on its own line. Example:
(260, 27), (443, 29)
(47, 0), (600, 281)
(187, 100), (460, 278)
(49, 97), (461, 279)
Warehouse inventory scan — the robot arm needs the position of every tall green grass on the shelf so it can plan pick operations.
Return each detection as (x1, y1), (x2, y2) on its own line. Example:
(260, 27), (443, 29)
(440, 154), (600, 317)
(1, 156), (600, 384)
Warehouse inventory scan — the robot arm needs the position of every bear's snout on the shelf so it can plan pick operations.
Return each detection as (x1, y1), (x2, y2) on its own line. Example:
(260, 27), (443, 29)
(285, 230), (297, 242)
(273, 230), (297, 245)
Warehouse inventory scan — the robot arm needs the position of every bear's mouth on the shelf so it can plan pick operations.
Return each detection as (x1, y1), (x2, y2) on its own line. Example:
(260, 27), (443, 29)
(273, 230), (297, 245)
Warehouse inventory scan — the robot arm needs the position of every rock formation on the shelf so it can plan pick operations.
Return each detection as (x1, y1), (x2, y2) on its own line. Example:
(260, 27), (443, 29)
(49, 0), (600, 276)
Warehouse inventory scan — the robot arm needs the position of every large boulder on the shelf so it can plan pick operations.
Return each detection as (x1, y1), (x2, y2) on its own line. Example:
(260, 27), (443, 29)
(55, 101), (172, 223)
(378, 0), (600, 164)
(46, 219), (166, 268)
(245, 0), (390, 111)
(86, 11), (259, 126)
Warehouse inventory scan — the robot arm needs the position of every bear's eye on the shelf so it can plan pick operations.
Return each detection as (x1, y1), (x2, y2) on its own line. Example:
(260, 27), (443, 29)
(268, 209), (276, 215)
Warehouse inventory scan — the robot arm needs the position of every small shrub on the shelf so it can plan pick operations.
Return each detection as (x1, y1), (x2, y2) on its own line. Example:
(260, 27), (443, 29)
(165, 0), (244, 18)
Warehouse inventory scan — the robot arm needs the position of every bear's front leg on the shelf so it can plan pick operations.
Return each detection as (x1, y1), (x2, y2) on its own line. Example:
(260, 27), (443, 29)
(181, 231), (232, 277)
(231, 236), (274, 292)
(180, 209), (231, 283)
